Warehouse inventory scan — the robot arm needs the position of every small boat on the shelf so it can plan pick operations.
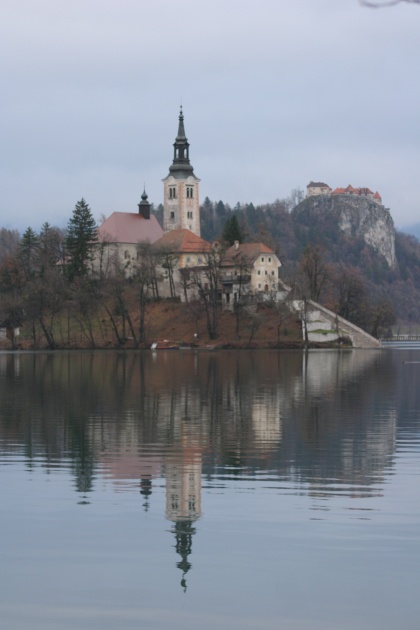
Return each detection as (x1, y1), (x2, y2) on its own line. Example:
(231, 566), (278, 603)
(151, 340), (179, 350)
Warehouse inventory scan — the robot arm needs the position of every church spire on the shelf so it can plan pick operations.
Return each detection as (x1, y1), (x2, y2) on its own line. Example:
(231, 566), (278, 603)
(177, 105), (186, 140)
(163, 106), (201, 236)
(169, 107), (194, 176)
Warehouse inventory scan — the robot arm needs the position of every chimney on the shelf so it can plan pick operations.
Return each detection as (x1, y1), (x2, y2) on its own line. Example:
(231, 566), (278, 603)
(234, 240), (239, 250)
(138, 188), (151, 220)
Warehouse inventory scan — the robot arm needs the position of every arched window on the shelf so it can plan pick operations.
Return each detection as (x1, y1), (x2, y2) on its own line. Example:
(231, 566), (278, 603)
(170, 211), (175, 220)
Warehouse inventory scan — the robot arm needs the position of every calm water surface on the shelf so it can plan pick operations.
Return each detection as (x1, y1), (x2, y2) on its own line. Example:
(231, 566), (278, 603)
(1, 349), (420, 629)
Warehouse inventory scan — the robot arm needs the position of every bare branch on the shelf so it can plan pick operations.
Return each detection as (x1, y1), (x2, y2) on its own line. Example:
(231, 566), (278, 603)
(360, 0), (419, 7)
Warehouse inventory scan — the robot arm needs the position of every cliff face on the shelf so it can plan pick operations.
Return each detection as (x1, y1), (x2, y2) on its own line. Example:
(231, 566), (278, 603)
(294, 195), (396, 268)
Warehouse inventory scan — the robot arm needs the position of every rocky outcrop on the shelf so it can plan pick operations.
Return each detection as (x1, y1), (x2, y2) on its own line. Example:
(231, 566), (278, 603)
(293, 194), (396, 268)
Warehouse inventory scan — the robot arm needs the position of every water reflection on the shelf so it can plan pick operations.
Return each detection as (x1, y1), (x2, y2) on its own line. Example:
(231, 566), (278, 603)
(0, 349), (401, 491)
(0, 349), (408, 586)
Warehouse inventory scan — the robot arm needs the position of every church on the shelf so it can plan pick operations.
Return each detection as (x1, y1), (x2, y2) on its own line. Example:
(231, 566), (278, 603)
(96, 108), (283, 306)
(97, 107), (202, 277)
(162, 106), (201, 237)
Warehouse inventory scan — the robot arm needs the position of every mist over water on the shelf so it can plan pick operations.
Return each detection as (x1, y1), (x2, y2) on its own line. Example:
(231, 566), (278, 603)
(1, 349), (420, 629)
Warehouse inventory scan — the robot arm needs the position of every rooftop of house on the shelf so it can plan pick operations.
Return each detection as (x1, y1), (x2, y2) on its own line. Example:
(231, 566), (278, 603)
(222, 242), (278, 266)
(98, 212), (163, 245)
(153, 229), (212, 253)
(307, 181), (331, 189)
(332, 185), (380, 198)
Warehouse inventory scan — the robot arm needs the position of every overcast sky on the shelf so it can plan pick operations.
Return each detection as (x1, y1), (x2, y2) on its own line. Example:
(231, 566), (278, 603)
(1, 0), (419, 232)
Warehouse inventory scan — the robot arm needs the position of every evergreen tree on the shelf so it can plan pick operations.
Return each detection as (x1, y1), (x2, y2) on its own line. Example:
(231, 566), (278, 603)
(39, 222), (64, 274)
(222, 215), (243, 246)
(66, 199), (98, 281)
(19, 227), (39, 279)
(215, 200), (227, 220)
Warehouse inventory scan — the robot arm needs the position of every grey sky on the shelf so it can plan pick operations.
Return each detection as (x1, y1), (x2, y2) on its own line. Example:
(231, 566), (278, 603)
(1, 0), (419, 232)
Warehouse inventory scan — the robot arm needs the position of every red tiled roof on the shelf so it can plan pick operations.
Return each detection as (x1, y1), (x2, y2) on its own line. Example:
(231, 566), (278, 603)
(98, 212), (163, 244)
(374, 191), (381, 199)
(153, 229), (212, 253)
(333, 185), (376, 197)
(222, 242), (275, 266)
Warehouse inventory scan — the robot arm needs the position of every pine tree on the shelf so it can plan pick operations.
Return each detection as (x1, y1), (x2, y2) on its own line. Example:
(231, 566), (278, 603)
(39, 222), (64, 274)
(66, 199), (98, 281)
(19, 227), (39, 279)
(222, 215), (243, 246)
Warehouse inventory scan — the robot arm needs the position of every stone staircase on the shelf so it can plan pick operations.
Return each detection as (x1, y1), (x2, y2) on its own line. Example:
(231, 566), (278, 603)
(292, 299), (380, 349)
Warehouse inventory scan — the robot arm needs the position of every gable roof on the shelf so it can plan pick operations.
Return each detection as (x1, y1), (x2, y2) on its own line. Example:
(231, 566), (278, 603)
(307, 181), (330, 189)
(153, 229), (211, 253)
(98, 212), (163, 245)
(222, 242), (277, 266)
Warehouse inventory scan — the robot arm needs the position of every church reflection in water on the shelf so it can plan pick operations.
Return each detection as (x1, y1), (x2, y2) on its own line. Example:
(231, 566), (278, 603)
(166, 452), (202, 591)
(0, 348), (402, 589)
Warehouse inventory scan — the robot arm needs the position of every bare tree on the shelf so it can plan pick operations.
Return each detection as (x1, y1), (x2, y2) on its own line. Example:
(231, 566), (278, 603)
(190, 249), (220, 340)
(158, 247), (178, 299)
(134, 243), (160, 344)
(299, 244), (329, 302)
(230, 253), (252, 339)
(246, 313), (262, 347)
(97, 257), (137, 346)
(360, 0), (420, 6)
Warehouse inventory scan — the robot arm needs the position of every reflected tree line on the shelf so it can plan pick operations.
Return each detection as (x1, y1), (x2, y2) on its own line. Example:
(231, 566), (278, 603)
(0, 350), (403, 495)
(0, 349), (410, 589)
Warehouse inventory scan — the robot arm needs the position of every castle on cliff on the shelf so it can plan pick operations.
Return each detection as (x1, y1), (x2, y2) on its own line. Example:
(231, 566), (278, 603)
(306, 181), (382, 205)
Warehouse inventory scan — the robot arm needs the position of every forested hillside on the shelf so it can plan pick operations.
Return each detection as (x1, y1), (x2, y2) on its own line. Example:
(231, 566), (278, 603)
(199, 195), (420, 328)
(2, 193), (420, 349)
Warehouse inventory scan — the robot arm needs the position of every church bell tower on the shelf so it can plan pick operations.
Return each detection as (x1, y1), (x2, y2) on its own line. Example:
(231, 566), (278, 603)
(163, 107), (201, 236)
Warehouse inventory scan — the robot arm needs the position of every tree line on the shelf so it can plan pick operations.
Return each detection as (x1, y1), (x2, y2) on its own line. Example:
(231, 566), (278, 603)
(3, 190), (420, 348)
(199, 194), (420, 332)
(0, 199), (240, 348)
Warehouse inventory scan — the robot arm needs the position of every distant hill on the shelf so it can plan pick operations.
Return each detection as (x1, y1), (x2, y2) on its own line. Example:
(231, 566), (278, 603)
(200, 194), (420, 327)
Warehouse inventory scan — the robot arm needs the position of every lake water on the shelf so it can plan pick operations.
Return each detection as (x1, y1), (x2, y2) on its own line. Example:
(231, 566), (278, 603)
(1, 348), (420, 629)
